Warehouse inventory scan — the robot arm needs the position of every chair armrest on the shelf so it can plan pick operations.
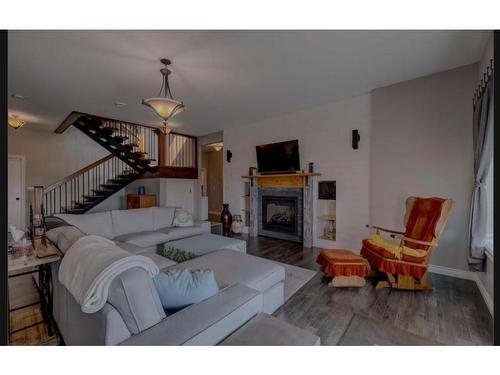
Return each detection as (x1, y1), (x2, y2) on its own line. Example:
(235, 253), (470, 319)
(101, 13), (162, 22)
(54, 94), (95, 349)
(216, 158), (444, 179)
(391, 234), (437, 247)
(366, 224), (405, 235)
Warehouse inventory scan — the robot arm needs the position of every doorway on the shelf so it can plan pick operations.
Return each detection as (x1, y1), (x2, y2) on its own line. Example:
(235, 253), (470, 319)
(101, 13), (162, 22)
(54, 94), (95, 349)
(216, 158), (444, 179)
(201, 143), (223, 222)
(8, 155), (26, 230)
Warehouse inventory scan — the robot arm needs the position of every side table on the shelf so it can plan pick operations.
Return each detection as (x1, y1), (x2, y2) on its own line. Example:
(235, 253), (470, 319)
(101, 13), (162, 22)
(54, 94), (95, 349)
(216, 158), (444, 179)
(8, 239), (61, 342)
(210, 221), (223, 235)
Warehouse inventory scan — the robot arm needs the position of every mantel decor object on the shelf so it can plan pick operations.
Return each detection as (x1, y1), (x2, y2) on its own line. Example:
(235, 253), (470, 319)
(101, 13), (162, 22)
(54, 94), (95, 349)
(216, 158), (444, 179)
(231, 215), (244, 234)
(220, 204), (233, 237)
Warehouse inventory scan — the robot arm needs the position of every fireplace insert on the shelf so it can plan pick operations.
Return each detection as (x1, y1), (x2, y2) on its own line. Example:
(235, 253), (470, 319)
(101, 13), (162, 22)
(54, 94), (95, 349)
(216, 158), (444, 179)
(262, 196), (298, 235)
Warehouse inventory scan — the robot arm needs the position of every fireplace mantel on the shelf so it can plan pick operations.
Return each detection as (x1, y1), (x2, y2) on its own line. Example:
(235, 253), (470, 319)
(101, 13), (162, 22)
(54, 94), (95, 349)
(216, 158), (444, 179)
(242, 172), (321, 248)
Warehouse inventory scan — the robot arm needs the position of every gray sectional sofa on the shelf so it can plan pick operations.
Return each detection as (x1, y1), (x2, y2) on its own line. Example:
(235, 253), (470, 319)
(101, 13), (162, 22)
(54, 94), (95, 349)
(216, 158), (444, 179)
(48, 207), (286, 345)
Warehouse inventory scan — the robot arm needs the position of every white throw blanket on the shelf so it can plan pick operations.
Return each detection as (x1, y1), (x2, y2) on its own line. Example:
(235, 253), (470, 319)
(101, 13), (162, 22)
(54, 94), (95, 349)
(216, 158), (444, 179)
(59, 235), (159, 313)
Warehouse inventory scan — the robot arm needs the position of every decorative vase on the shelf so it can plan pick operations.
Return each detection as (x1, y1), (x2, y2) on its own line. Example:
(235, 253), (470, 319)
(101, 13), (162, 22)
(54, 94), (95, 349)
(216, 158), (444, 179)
(231, 214), (243, 234)
(220, 204), (233, 237)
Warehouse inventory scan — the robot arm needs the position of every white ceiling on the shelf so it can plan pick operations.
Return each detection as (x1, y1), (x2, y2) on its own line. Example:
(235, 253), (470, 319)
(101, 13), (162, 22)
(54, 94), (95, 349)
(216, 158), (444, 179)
(8, 30), (489, 136)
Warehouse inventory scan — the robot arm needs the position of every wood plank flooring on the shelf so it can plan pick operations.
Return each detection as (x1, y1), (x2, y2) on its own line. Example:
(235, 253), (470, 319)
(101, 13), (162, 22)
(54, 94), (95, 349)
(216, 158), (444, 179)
(243, 235), (493, 345)
(8, 274), (58, 345)
(8, 234), (493, 345)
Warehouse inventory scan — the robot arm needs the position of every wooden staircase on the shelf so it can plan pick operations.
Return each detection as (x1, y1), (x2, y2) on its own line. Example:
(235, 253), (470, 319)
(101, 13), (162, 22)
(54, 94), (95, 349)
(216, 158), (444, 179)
(71, 114), (158, 174)
(44, 112), (198, 216)
(43, 154), (142, 215)
(44, 113), (160, 215)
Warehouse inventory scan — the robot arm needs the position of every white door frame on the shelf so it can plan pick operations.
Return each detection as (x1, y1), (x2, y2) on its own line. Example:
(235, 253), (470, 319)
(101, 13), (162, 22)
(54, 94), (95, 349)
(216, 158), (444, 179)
(8, 154), (26, 229)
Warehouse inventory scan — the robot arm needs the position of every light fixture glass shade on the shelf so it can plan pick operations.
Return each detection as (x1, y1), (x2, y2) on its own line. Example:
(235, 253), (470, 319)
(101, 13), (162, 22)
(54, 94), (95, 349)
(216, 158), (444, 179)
(8, 116), (26, 129)
(162, 124), (173, 134)
(142, 97), (185, 122)
(212, 143), (223, 151)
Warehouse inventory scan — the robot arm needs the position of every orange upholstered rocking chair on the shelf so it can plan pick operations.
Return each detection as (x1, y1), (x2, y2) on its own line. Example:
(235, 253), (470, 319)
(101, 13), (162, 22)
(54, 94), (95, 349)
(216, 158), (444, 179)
(361, 197), (454, 290)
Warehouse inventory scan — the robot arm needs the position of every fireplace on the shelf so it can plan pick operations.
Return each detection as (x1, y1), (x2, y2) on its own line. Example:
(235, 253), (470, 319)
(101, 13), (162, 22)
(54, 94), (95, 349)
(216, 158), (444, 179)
(258, 188), (303, 242)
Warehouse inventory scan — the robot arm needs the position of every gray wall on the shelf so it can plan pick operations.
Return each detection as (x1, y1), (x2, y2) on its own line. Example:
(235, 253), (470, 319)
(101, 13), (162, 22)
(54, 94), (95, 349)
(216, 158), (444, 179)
(223, 94), (371, 250)
(370, 63), (478, 271)
(8, 125), (109, 222)
(8, 126), (108, 188)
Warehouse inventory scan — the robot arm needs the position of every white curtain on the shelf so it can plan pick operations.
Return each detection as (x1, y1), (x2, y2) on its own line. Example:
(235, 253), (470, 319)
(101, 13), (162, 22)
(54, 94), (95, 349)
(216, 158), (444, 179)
(468, 76), (494, 271)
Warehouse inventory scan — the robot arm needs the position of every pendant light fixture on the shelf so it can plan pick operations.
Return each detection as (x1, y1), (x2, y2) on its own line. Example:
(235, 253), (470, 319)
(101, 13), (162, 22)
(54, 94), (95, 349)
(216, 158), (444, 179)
(142, 58), (185, 134)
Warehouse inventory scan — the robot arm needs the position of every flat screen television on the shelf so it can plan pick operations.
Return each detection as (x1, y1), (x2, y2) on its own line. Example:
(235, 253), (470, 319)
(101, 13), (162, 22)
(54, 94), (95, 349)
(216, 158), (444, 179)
(256, 140), (300, 174)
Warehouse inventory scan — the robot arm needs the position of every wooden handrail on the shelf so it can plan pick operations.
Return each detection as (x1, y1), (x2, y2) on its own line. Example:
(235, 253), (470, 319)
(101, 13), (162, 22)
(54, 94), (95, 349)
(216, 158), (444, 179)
(43, 154), (114, 192)
(55, 111), (197, 139)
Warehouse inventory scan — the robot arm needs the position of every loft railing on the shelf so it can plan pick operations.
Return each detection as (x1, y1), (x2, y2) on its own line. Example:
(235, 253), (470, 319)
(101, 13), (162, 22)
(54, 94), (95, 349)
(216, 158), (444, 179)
(165, 132), (197, 168)
(43, 154), (133, 216)
(56, 111), (198, 170)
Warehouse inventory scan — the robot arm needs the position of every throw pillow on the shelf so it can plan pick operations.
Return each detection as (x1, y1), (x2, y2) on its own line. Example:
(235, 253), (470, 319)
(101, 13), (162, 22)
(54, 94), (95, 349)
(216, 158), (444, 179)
(52, 226), (86, 254)
(162, 245), (197, 263)
(152, 268), (219, 310)
(172, 208), (194, 227)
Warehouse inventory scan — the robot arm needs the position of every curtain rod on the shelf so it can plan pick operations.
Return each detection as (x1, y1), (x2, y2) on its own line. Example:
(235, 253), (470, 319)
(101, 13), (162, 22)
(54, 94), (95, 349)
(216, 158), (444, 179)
(473, 58), (494, 110)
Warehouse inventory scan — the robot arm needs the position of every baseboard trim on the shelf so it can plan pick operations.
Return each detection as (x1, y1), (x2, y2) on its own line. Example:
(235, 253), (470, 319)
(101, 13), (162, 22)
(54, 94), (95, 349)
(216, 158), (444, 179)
(428, 264), (493, 317)
(428, 264), (475, 280)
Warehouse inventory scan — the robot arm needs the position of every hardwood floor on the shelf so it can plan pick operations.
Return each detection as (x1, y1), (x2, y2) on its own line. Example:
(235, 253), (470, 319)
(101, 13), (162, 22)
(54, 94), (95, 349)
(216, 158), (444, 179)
(9, 234), (493, 345)
(243, 235), (493, 345)
(8, 274), (57, 345)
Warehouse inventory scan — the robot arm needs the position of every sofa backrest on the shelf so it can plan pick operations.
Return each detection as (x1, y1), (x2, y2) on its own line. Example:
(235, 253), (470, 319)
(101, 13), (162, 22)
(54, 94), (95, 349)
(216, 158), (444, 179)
(58, 206), (181, 239)
(152, 206), (177, 230)
(56, 211), (115, 239)
(111, 207), (155, 237)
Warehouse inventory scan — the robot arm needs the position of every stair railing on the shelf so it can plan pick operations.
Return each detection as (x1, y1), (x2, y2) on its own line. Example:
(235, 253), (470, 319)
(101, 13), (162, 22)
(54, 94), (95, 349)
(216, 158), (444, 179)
(43, 154), (133, 216)
(94, 119), (159, 167)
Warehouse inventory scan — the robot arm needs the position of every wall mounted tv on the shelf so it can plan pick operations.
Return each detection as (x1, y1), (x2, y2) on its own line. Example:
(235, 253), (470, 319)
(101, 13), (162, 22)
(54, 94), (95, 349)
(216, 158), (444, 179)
(256, 139), (300, 174)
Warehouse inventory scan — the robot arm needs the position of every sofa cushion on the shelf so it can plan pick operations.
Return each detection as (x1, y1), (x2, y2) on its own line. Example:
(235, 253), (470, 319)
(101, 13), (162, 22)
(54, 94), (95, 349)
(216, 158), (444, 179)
(111, 208), (155, 238)
(159, 225), (207, 241)
(141, 252), (178, 270)
(114, 231), (171, 249)
(164, 249), (285, 293)
(153, 269), (220, 310)
(152, 207), (177, 230)
(115, 241), (151, 255)
(56, 226), (86, 254)
(56, 212), (114, 239)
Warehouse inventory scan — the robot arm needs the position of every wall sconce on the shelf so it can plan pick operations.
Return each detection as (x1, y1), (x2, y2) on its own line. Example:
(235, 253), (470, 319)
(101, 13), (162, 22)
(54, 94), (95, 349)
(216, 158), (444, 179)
(8, 115), (26, 130)
(352, 129), (360, 149)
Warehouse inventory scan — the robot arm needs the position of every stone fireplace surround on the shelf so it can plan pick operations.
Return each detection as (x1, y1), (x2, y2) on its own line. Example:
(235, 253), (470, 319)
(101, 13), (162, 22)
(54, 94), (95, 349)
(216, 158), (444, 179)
(244, 173), (319, 248)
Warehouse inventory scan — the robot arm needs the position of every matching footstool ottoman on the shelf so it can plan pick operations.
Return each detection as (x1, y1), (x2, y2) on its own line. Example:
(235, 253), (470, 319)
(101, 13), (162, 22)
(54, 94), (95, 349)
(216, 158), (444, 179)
(163, 233), (247, 258)
(316, 249), (370, 287)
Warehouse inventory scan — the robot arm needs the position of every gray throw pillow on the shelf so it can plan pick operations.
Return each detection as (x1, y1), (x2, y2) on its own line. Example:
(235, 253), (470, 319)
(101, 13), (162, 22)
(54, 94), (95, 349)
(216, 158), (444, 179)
(56, 226), (86, 254)
(152, 268), (219, 310)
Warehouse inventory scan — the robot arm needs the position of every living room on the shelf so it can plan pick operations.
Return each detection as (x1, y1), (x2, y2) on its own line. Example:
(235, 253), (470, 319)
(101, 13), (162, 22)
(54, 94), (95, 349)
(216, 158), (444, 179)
(1, 2), (498, 370)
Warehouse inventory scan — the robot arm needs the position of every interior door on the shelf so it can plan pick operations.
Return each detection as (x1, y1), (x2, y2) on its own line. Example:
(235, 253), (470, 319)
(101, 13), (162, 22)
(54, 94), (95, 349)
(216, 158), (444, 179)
(8, 156), (23, 229)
